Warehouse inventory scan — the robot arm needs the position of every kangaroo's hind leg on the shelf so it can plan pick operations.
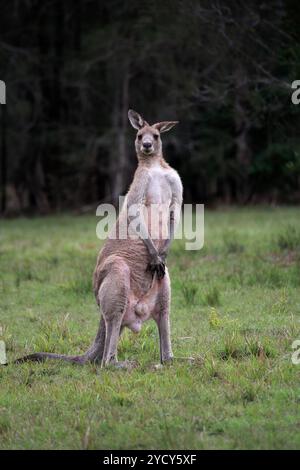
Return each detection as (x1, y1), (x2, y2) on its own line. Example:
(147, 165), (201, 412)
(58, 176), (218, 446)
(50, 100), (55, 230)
(98, 259), (131, 368)
(81, 316), (106, 364)
(153, 270), (173, 363)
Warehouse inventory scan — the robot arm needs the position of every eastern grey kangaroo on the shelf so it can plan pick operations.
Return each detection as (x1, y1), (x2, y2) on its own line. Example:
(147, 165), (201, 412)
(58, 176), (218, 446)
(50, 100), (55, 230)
(16, 110), (183, 368)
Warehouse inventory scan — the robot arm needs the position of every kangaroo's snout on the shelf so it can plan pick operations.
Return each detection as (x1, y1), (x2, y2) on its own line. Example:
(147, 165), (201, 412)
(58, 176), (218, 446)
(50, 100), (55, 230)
(141, 136), (154, 155)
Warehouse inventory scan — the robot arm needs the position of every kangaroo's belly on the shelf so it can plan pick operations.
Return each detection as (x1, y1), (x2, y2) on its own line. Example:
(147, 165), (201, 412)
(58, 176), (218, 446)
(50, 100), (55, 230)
(97, 225), (165, 294)
(122, 270), (167, 333)
(94, 190), (171, 324)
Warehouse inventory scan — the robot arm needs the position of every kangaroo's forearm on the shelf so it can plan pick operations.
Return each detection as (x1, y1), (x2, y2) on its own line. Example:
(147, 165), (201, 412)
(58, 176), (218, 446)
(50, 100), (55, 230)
(143, 235), (159, 257)
(159, 210), (175, 257)
(127, 209), (158, 258)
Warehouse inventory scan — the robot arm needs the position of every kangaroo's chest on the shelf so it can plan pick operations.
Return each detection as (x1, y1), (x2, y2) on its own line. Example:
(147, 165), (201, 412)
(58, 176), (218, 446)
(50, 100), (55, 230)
(143, 167), (172, 241)
(145, 167), (172, 205)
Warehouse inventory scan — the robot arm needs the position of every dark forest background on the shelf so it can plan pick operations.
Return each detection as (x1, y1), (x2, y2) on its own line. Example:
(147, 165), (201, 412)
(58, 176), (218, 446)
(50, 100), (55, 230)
(0, 0), (300, 215)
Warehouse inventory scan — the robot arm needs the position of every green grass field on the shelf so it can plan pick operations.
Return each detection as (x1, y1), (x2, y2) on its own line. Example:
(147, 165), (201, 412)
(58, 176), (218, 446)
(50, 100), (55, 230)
(0, 208), (300, 449)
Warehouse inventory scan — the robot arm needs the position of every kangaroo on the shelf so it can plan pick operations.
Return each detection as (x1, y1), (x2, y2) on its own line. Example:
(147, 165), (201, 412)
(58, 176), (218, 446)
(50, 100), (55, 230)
(15, 110), (183, 368)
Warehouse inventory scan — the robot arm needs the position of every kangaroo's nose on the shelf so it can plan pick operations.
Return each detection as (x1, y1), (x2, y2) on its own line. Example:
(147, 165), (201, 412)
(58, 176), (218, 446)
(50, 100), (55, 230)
(143, 142), (152, 149)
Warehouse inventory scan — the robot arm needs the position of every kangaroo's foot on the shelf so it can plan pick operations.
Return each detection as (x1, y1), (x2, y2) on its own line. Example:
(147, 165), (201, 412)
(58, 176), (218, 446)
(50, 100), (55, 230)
(108, 359), (138, 370)
(172, 356), (195, 362)
(161, 354), (174, 364)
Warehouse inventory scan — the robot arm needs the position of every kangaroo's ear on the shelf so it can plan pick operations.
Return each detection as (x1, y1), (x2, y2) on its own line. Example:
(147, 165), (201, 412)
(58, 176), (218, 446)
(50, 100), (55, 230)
(128, 109), (148, 130)
(153, 121), (179, 133)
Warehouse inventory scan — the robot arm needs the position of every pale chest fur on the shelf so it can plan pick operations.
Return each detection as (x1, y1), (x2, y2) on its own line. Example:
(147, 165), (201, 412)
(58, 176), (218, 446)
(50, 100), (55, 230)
(143, 165), (179, 242)
(144, 165), (173, 206)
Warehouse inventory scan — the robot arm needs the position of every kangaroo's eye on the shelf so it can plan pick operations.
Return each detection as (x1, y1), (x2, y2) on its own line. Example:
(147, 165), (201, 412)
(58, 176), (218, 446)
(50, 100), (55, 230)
(153, 134), (159, 140)
(138, 135), (142, 140)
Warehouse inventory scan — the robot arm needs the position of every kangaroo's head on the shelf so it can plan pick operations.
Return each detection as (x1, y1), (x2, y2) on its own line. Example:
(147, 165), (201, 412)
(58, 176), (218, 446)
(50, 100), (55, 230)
(128, 109), (178, 159)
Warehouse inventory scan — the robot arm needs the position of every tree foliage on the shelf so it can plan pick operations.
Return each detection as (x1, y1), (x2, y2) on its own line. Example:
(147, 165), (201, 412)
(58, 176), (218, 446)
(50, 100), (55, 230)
(0, 0), (299, 213)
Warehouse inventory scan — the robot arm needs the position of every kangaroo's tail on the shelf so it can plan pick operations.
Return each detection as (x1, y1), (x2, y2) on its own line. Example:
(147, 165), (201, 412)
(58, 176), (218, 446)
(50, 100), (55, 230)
(14, 316), (106, 365)
(14, 352), (86, 365)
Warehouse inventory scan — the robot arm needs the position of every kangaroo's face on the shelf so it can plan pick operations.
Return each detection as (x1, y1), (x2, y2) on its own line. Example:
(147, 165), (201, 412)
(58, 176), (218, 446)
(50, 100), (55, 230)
(136, 125), (161, 157)
(128, 109), (178, 159)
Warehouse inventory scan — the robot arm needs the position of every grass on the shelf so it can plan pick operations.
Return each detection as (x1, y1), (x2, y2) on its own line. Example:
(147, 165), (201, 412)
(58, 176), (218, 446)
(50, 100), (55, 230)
(0, 207), (300, 449)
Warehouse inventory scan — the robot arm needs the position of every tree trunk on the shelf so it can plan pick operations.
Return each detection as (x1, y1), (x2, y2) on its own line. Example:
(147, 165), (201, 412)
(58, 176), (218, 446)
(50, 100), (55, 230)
(234, 65), (252, 204)
(53, 0), (64, 122)
(110, 60), (130, 205)
(73, 0), (82, 52)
